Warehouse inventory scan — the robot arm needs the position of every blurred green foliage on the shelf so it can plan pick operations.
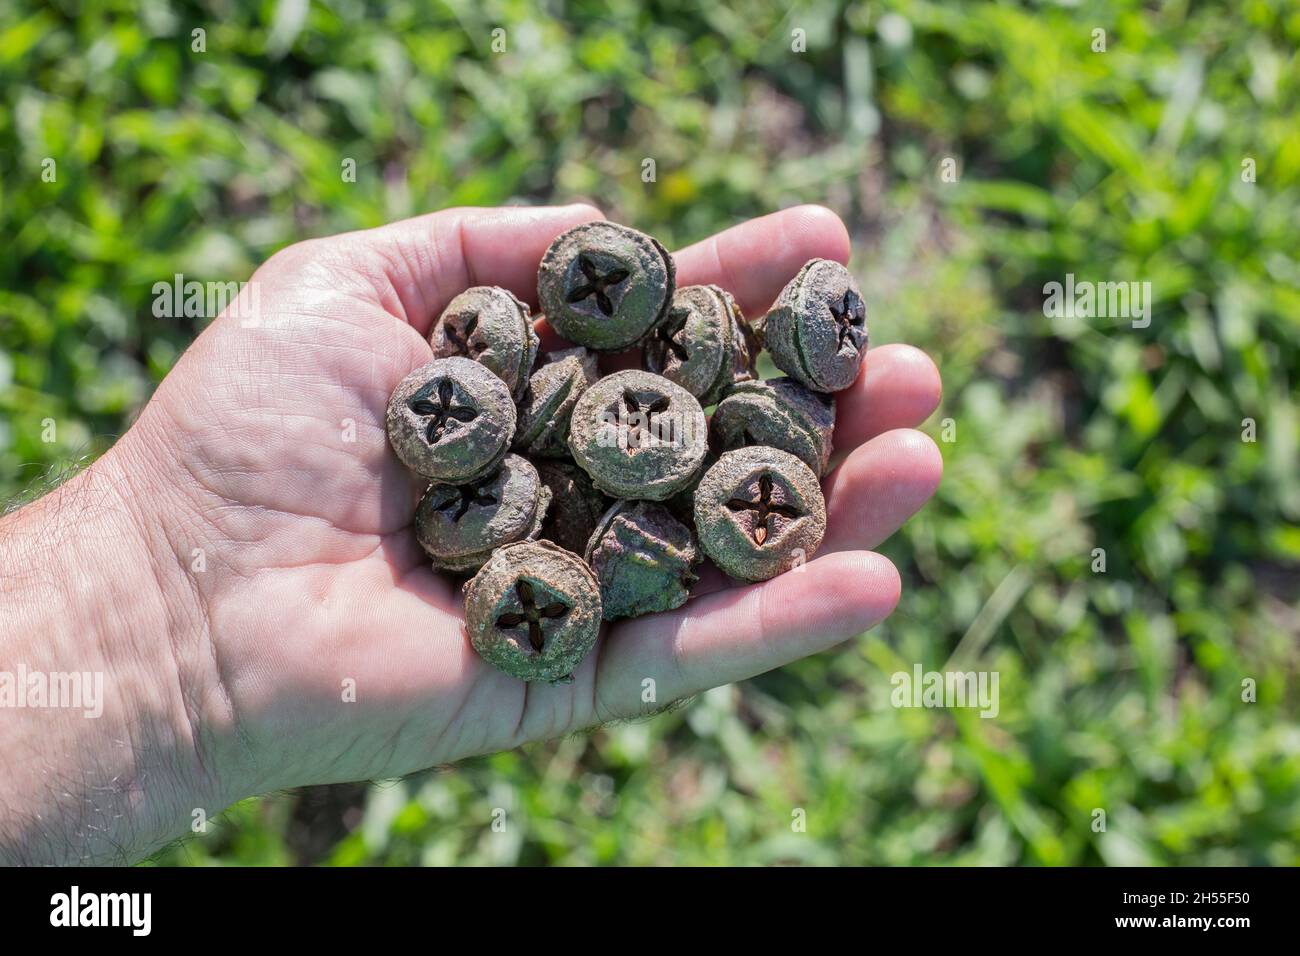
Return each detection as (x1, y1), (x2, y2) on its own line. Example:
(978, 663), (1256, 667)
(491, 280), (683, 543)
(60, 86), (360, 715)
(2, 0), (1298, 865)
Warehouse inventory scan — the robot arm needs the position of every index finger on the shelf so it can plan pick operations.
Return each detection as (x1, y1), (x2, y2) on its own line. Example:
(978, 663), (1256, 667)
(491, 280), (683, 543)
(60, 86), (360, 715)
(672, 204), (851, 317)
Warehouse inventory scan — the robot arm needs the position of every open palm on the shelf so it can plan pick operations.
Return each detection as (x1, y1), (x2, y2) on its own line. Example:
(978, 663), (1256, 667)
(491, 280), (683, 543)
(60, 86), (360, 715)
(122, 204), (942, 798)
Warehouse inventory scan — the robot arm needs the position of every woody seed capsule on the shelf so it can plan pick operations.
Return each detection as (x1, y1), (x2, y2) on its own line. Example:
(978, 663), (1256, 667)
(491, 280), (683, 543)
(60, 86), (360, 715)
(513, 347), (600, 458)
(537, 221), (675, 352)
(463, 540), (603, 683)
(693, 446), (827, 582)
(386, 357), (516, 484)
(567, 369), (707, 501)
(414, 454), (551, 574)
(759, 258), (868, 393)
(644, 284), (757, 406)
(584, 500), (699, 620)
(429, 286), (540, 400)
(711, 377), (836, 477)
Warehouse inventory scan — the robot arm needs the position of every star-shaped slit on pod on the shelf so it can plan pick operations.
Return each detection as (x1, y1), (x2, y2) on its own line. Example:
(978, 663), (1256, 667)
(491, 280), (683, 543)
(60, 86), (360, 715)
(566, 253), (630, 317)
(724, 472), (805, 546)
(408, 378), (478, 445)
(494, 579), (571, 652)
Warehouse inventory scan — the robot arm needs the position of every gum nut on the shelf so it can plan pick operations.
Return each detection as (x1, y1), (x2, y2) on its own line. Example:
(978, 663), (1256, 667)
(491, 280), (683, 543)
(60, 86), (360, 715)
(513, 347), (601, 458)
(462, 540), (603, 683)
(584, 500), (699, 621)
(693, 446), (827, 583)
(428, 286), (540, 399)
(415, 454), (551, 574)
(762, 258), (868, 393)
(567, 369), (708, 501)
(711, 377), (836, 476)
(537, 221), (676, 351)
(645, 284), (756, 406)
(386, 357), (516, 483)
(534, 458), (610, 556)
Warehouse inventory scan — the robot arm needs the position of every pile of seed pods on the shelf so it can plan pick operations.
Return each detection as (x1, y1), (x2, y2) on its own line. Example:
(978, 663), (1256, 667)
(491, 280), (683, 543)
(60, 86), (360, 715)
(386, 221), (868, 682)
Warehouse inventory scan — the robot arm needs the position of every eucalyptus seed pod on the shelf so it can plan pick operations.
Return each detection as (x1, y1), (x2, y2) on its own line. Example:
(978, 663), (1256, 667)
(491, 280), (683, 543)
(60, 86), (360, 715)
(711, 377), (836, 476)
(534, 458), (610, 556)
(693, 446), (827, 583)
(584, 500), (699, 621)
(644, 284), (757, 406)
(429, 286), (539, 400)
(537, 222), (675, 352)
(462, 540), (603, 683)
(567, 369), (708, 501)
(758, 258), (868, 393)
(386, 357), (516, 483)
(414, 454), (551, 574)
(513, 347), (600, 458)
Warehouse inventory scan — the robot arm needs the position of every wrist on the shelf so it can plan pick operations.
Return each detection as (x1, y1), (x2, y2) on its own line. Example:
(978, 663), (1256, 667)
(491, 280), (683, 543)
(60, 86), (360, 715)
(0, 441), (241, 863)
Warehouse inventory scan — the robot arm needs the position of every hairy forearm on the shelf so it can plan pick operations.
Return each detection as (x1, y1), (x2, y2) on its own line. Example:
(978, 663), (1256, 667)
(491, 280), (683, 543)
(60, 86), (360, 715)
(0, 448), (230, 864)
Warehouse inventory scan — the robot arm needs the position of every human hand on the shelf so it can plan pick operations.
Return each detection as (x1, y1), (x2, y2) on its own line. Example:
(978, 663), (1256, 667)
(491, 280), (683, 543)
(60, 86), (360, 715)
(0, 204), (941, 863)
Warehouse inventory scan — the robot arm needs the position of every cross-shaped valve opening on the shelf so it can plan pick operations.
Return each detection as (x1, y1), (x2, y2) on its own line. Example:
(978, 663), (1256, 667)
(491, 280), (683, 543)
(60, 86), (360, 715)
(655, 306), (691, 363)
(828, 289), (865, 353)
(622, 388), (672, 449)
(442, 312), (486, 357)
(495, 580), (570, 652)
(725, 473), (804, 545)
(435, 478), (498, 522)
(567, 254), (631, 316)
(408, 379), (479, 444)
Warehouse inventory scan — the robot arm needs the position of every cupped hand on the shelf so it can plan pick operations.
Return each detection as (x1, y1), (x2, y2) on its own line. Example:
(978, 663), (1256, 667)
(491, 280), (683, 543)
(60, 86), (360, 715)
(107, 204), (943, 802)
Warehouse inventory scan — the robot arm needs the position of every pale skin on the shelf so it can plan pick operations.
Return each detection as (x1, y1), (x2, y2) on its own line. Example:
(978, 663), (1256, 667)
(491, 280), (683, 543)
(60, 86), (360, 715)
(0, 204), (942, 864)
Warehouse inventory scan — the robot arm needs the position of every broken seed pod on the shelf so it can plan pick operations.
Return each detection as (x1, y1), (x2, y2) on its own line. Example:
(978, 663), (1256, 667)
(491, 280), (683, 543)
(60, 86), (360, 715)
(513, 347), (600, 458)
(428, 286), (540, 400)
(386, 357), (516, 483)
(758, 258), (868, 393)
(462, 540), (603, 683)
(414, 454), (551, 574)
(711, 377), (836, 477)
(533, 458), (610, 556)
(693, 446), (827, 583)
(537, 221), (676, 352)
(567, 369), (708, 501)
(644, 284), (757, 406)
(584, 500), (699, 621)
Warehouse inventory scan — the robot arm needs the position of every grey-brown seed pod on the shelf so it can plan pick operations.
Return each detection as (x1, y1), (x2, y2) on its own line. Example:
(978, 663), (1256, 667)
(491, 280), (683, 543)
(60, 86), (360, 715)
(644, 284), (757, 406)
(428, 286), (540, 400)
(414, 454), (551, 574)
(758, 258), (868, 393)
(534, 458), (610, 556)
(537, 221), (675, 351)
(513, 347), (600, 458)
(567, 369), (708, 501)
(710, 377), (836, 476)
(693, 446), (827, 583)
(462, 540), (603, 683)
(385, 357), (516, 483)
(584, 500), (699, 621)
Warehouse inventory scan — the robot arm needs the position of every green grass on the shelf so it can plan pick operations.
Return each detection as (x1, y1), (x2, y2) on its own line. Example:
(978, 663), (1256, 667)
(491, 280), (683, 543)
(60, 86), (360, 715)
(3, 0), (1298, 865)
